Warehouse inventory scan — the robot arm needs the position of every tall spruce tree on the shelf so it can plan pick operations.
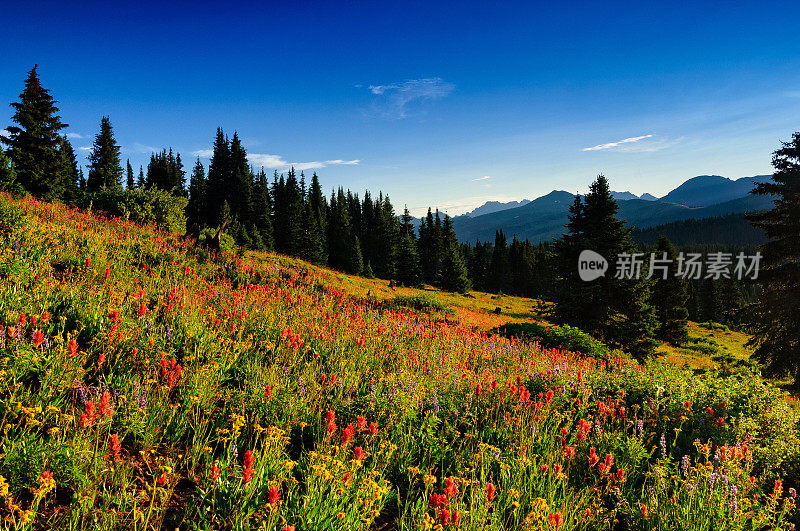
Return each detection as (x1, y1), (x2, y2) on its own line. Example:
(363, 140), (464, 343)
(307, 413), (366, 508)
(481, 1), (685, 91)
(58, 137), (79, 204)
(746, 132), (800, 385)
(439, 215), (470, 293)
(126, 159), (134, 190)
(2, 65), (70, 201)
(488, 230), (510, 294)
(327, 188), (354, 271)
(650, 236), (689, 344)
(252, 169), (274, 251)
(186, 157), (206, 234)
(86, 116), (123, 191)
(396, 207), (421, 286)
(137, 166), (145, 188)
(204, 128), (231, 227)
(556, 176), (657, 359)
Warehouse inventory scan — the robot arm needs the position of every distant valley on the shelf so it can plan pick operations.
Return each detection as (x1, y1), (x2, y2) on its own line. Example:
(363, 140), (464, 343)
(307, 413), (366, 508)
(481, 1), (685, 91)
(445, 175), (772, 243)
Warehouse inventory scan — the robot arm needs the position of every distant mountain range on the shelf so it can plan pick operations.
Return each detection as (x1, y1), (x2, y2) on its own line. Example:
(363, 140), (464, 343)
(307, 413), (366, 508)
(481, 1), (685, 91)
(448, 175), (773, 243)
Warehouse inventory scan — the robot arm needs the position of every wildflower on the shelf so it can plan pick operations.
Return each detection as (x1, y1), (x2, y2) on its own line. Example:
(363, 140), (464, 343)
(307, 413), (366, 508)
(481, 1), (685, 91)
(98, 391), (114, 418)
(80, 401), (96, 428)
(268, 485), (281, 506)
(264, 385), (272, 400)
(563, 446), (576, 459)
(283, 527), (295, 531)
(41, 311), (50, 323)
(547, 512), (563, 528)
(353, 446), (365, 462)
(84, 257), (91, 270)
(368, 421), (378, 436)
(33, 470), (55, 496)
(452, 510), (461, 525)
(68, 338), (79, 358)
(773, 479), (783, 498)
(138, 304), (147, 317)
(429, 492), (448, 508)
(209, 462), (221, 481)
(107, 433), (121, 461)
(32, 330), (44, 348)
(157, 472), (167, 486)
(616, 468), (625, 482)
(444, 476), (458, 498)
(243, 450), (255, 484)
(540, 464), (549, 474)
(341, 424), (355, 445)
(641, 504), (648, 519)
(439, 508), (451, 526)
(486, 482), (497, 502)
(588, 447), (599, 466)
(357, 415), (367, 431)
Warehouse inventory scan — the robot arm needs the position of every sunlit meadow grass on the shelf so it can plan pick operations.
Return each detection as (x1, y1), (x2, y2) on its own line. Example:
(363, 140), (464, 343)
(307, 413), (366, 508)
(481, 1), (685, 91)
(0, 193), (796, 530)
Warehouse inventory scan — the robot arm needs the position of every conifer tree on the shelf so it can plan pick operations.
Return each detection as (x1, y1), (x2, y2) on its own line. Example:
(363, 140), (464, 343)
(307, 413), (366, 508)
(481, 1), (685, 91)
(252, 169), (274, 251)
(146, 148), (185, 194)
(205, 128), (231, 227)
(299, 202), (326, 264)
(746, 132), (800, 385)
(228, 132), (253, 227)
(79, 167), (86, 190)
(650, 236), (689, 344)
(86, 116), (123, 191)
(556, 176), (657, 359)
(2, 65), (70, 201)
(58, 137), (79, 204)
(0, 146), (22, 194)
(348, 235), (364, 275)
(327, 188), (354, 271)
(488, 230), (510, 293)
(126, 159), (134, 190)
(137, 166), (145, 189)
(396, 207), (421, 286)
(439, 215), (470, 293)
(186, 157), (206, 233)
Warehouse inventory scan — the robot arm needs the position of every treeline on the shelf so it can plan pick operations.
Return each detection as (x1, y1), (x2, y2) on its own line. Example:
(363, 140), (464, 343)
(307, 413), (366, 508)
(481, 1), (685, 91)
(632, 213), (766, 250)
(0, 66), (472, 292)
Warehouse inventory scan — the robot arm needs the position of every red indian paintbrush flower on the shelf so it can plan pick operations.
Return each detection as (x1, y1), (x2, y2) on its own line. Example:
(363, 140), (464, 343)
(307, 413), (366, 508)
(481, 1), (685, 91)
(353, 446), (365, 462)
(80, 401), (96, 428)
(107, 433), (121, 461)
(242, 450), (255, 484)
(98, 391), (114, 418)
(547, 512), (564, 528)
(268, 485), (281, 505)
(32, 330), (44, 348)
(485, 482), (497, 502)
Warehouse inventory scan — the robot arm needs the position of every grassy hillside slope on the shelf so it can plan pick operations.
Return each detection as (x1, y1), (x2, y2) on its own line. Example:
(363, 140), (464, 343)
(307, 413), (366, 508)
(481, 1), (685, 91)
(0, 194), (796, 530)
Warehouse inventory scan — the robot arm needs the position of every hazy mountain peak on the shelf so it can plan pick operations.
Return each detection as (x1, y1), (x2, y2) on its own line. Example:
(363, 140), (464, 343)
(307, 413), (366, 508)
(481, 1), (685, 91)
(465, 199), (531, 217)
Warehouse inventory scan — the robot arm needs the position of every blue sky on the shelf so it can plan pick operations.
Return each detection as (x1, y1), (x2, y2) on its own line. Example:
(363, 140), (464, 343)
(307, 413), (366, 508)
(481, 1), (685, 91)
(2, 1), (800, 215)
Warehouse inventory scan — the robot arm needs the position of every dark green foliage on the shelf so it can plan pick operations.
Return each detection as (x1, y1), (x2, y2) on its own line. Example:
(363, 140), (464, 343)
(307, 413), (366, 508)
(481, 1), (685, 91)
(633, 214), (766, 249)
(396, 207), (421, 286)
(348, 235), (364, 275)
(651, 236), (689, 344)
(251, 170), (273, 251)
(126, 159), (134, 190)
(272, 169), (304, 255)
(82, 187), (187, 233)
(494, 322), (608, 358)
(86, 116), (123, 192)
(146, 148), (185, 194)
(417, 209), (442, 285)
(57, 137), (79, 204)
(0, 147), (23, 195)
(299, 202), (326, 264)
(555, 176), (658, 359)
(439, 215), (470, 293)
(746, 132), (800, 386)
(2, 65), (71, 202)
(488, 230), (510, 294)
(186, 158), (206, 234)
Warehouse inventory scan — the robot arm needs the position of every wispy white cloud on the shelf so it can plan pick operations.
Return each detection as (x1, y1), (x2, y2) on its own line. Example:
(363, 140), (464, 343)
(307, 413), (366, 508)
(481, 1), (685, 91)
(130, 142), (158, 154)
(66, 132), (83, 139)
(365, 77), (455, 119)
(249, 154), (360, 171)
(192, 150), (360, 171)
(472, 176), (491, 181)
(582, 134), (654, 151)
(78, 146), (92, 152)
